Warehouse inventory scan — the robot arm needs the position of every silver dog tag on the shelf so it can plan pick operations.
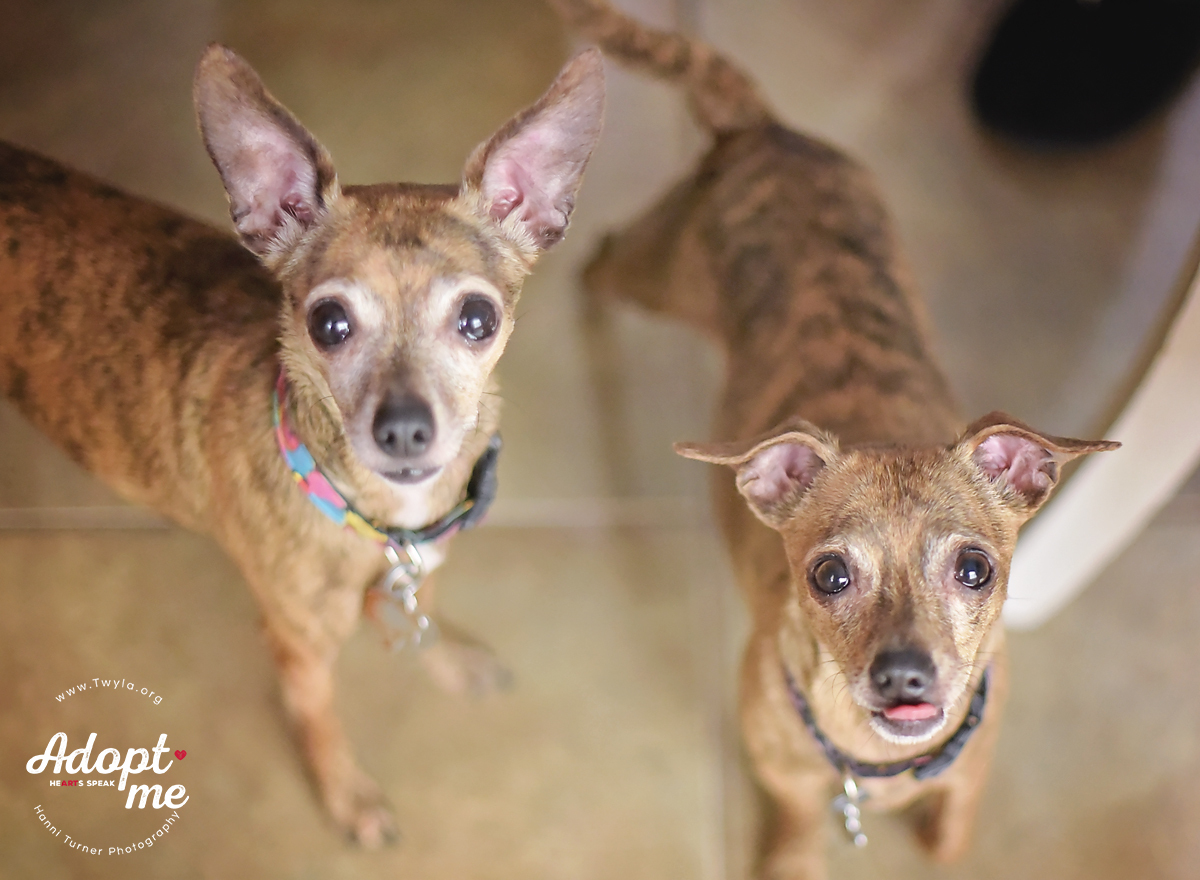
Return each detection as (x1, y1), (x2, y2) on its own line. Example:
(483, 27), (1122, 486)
(831, 775), (868, 848)
(365, 542), (439, 652)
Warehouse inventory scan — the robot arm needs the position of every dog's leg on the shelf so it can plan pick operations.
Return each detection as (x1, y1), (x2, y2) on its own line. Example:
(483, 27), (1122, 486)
(579, 177), (725, 497)
(577, 224), (646, 499)
(741, 642), (830, 880)
(912, 739), (1003, 863)
(753, 763), (830, 880)
(911, 744), (1000, 863)
(231, 540), (397, 847)
(264, 619), (397, 847)
(414, 574), (513, 698)
(582, 175), (720, 336)
(910, 783), (980, 863)
(912, 662), (1007, 862)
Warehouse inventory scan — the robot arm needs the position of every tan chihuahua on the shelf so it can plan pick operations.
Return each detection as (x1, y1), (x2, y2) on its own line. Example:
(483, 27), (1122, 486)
(0, 45), (604, 845)
(552, 1), (1116, 876)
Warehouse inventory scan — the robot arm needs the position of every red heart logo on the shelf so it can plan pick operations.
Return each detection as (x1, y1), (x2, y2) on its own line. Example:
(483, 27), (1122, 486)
(174, 750), (187, 760)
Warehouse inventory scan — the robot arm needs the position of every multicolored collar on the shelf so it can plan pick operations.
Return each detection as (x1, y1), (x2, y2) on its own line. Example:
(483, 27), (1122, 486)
(782, 664), (990, 782)
(271, 372), (501, 550)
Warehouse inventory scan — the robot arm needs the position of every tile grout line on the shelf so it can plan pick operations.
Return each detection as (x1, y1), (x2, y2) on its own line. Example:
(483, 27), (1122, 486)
(0, 497), (711, 531)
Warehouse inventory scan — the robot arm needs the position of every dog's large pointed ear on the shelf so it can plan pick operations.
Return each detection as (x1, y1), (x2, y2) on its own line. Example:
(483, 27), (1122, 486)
(462, 48), (605, 251)
(675, 420), (840, 529)
(194, 44), (338, 261)
(959, 412), (1119, 516)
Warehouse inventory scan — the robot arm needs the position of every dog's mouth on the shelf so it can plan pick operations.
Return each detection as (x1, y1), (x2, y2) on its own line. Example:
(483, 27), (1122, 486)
(869, 703), (946, 742)
(380, 466), (442, 485)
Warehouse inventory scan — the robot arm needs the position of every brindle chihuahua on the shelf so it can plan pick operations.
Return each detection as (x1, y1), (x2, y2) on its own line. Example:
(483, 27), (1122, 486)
(0, 45), (604, 845)
(553, 1), (1116, 876)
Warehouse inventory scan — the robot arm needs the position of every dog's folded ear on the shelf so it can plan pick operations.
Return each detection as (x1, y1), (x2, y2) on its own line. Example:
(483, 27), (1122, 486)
(462, 48), (605, 251)
(194, 44), (339, 262)
(675, 420), (839, 528)
(959, 411), (1120, 514)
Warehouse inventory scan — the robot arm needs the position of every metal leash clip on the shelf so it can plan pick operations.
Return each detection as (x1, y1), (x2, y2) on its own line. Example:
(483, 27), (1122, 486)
(831, 775), (868, 848)
(365, 541), (438, 652)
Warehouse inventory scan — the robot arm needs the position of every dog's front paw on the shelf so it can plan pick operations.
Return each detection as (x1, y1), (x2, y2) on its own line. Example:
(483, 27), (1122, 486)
(325, 771), (399, 849)
(419, 635), (513, 698)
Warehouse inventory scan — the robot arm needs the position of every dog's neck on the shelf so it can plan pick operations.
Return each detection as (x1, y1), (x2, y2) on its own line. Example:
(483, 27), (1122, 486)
(282, 376), (498, 532)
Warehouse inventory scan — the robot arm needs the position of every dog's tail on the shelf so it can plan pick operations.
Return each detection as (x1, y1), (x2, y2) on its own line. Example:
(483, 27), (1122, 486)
(548, 0), (775, 135)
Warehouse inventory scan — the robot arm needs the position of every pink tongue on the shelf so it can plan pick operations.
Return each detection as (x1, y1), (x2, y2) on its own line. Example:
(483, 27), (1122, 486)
(884, 703), (939, 722)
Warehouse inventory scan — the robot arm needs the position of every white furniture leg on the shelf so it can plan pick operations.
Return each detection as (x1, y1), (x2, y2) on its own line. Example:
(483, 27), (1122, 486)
(1004, 266), (1200, 630)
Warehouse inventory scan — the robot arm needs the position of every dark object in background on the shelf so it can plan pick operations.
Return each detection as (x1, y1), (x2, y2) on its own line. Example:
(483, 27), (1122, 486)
(972, 0), (1200, 146)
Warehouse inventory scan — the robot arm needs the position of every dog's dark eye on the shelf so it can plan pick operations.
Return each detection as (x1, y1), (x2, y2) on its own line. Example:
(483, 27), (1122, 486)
(955, 550), (993, 590)
(458, 296), (499, 342)
(810, 555), (851, 595)
(308, 300), (352, 349)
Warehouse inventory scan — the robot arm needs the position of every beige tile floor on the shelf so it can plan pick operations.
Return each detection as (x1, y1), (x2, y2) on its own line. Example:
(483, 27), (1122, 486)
(2, 0), (1199, 878)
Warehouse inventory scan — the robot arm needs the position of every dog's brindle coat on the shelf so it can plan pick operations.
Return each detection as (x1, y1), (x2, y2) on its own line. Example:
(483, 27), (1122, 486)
(0, 45), (604, 846)
(552, 2), (1117, 877)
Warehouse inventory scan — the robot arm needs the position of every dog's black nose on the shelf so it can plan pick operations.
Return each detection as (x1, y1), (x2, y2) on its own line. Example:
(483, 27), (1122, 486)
(870, 648), (936, 703)
(372, 394), (435, 458)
